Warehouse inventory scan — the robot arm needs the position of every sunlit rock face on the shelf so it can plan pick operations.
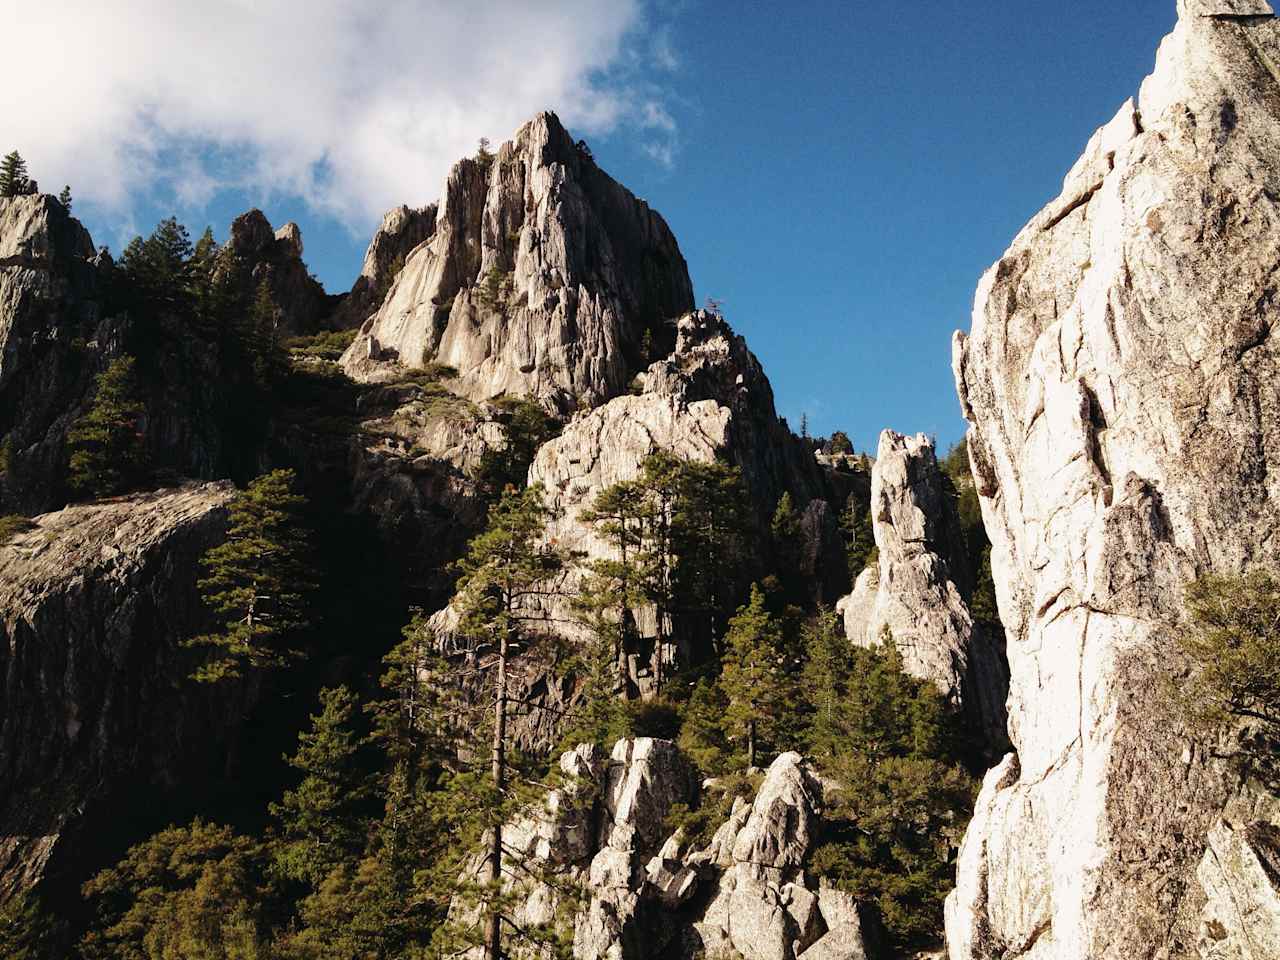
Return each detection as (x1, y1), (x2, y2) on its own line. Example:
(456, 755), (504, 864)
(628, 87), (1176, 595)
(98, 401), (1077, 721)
(458, 741), (880, 960)
(837, 430), (1009, 750)
(947, 3), (1280, 957)
(342, 111), (694, 410)
(330, 203), (438, 330)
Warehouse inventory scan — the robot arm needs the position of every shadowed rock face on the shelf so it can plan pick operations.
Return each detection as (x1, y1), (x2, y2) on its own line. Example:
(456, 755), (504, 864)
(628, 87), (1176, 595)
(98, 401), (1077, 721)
(221, 209), (331, 335)
(0, 194), (111, 513)
(838, 430), (1009, 752)
(947, 3), (1280, 957)
(341, 111), (694, 409)
(0, 483), (247, 902)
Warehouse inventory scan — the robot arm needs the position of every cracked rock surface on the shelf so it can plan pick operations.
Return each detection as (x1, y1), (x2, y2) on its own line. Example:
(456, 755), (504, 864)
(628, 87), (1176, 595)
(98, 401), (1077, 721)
(947, 3), (1280, 957)
(459, 741), (878, 960)
(0, 483), (249, 901)
(342, 112), (694, 409)
(837, 430), (1008, 750)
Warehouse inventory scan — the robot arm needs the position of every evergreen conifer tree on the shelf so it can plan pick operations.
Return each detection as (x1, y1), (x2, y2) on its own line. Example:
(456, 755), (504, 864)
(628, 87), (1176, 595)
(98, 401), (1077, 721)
(0, 151), (28, 197)
(719, 583), (789, 767)
(243, 277), (289, 389)
(79, 821), (273, 960)
(800, 606), (854, 762)
(270, 686), (372, 888)
(0, 892), (55, 960)
(677, 678), (732, 774)
(57, 184), (71, 211)
(841, 499), (877, 577)
(121, 217), (194, 311)
(445, 483), (569, 960)
(67, 356), (147, 498)
(185, 469), (316, 681)
(575, 479), (651, 696)
(670, 457), (751, 650)
(802, 628), (973, 951)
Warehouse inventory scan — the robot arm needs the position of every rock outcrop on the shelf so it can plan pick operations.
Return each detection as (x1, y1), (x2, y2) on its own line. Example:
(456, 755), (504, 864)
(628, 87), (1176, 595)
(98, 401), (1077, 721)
(468, 741), (879, 960)
(0, 194), (111, 513)
(0, 483), (247, 902)
(221, 209), (331, 334)
(837, 431), (1008, 750)
(451, 309), (849, 707)
(341, 112), (694, 409)
(330, 204), (438, 330)
(948, 3), (1280, 956)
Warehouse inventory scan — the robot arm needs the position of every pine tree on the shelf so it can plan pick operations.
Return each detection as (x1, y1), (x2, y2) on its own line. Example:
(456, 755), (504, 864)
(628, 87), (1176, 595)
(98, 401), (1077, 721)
(57, 184), (71, 211)
(243, 277), (289, 389)
(449, 483), (569, 960)
(677, 678), (732, 774)
(67, 356), (147, 498)
(185, 469), (316, 681)
(0, 892), (56, 960)
(270, 686), (372, 888)
(670, 457), (751, 650)
(719, 584), (789, 768)
(79, 821), (273, 960)
(770, 492), (806, 605)
(841, 499), (877, 577)
(121, 217), (194, 311)
(0, 151), (28, 197)
(800, 606), (854, 763)
(803, 632), (973, 952)
(476, 398), (560, 496)
(575, 479), (652, 697)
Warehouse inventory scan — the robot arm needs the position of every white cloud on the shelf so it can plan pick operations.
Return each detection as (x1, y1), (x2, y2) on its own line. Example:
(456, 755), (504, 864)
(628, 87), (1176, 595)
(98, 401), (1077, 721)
(2, 0), (677, 231)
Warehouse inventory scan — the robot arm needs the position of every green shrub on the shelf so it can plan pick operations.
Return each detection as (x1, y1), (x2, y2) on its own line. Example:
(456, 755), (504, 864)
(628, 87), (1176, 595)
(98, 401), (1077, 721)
(1171, 570), (1280, 788)
(284, 329), (358, 362)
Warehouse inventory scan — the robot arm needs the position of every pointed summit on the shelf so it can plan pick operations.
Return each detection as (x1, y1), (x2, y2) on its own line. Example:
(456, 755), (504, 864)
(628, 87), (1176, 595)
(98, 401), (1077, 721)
(341, 111), (693, 412)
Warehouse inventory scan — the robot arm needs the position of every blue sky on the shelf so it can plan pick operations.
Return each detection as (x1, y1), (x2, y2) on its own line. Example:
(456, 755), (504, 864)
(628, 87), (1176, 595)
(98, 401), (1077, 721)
(43, 0), (1178, 455)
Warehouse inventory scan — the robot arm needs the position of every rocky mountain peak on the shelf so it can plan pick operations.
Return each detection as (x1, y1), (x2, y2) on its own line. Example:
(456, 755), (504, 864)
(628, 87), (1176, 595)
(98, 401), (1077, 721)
(221, 208), (328, 334)
(341, 110), (694, 411)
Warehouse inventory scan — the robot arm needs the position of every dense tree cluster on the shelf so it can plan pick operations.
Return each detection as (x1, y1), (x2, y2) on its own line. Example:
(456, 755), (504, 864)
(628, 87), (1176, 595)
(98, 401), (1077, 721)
(0, 207), (986, 958)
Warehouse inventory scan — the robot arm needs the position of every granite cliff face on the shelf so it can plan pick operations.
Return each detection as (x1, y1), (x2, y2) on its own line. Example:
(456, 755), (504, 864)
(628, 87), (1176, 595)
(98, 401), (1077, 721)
(0, 194), (110, 512)
(0, 484), (245, 902)
(948, 3), (1280, 956)
(529, 308), (846, 666)
(459, 739), (879, 960)
(838, 431), (1008, 752)
(331, 204), (438, 330)
(342, 112), (694, 408)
